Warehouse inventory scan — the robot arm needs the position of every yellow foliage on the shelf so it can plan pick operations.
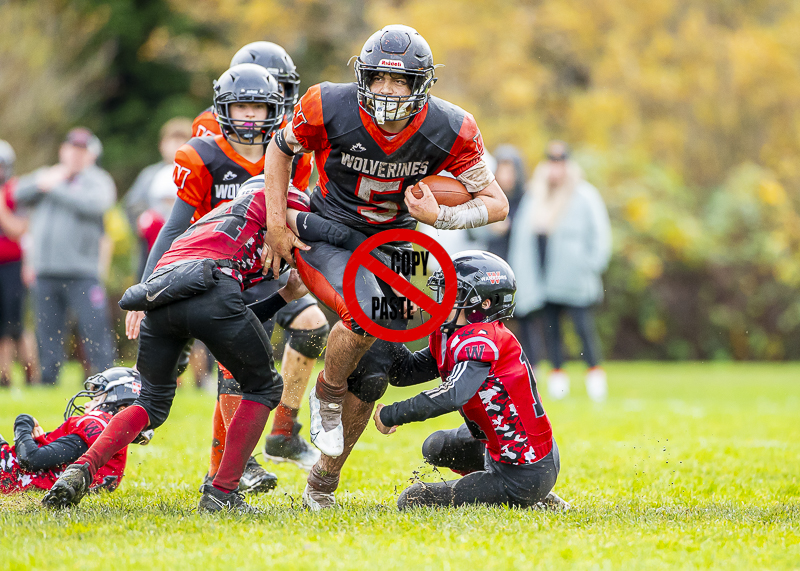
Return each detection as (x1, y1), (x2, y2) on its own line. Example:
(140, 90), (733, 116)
(634, 251), (663, 282)
(104, 207), (133, 256)
(758, 179), (787, 206)
(624, 195), (651, 230)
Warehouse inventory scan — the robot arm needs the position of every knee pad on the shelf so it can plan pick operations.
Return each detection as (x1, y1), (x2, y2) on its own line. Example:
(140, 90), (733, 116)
(422, 431), (447, 465)
(286, 324), (329, 359)
(346, 371), (389, 403)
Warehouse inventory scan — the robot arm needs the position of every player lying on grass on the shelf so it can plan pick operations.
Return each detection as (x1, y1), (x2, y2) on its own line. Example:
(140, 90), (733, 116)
(373, 251), (568, 509)
(1, 368), (149, 494)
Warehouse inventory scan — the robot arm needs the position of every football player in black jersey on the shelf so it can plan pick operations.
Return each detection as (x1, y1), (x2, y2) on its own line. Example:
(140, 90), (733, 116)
(260, 25), (509, 509)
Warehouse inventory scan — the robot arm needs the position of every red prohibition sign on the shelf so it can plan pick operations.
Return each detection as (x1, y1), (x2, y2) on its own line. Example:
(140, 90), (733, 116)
(343, 228), (457, 343)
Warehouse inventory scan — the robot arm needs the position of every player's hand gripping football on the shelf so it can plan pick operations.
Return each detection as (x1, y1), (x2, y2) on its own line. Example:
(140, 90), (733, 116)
(404, 181), (440, 226)
(263, 225), (309, 275)
(279, 269), (309, 302)
(373, 404), (397, 435)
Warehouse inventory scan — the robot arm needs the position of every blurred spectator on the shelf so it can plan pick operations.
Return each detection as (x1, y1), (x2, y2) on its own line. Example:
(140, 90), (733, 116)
(508, 141), (611, 402)
(481, 145), (527, 261)
(0, 141), (40, 387)
(16, 128), (117, 385)
(123, 117), (193, 277)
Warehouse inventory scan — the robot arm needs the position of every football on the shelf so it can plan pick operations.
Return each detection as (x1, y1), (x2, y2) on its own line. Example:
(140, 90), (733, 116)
(411, 175), (472, 207)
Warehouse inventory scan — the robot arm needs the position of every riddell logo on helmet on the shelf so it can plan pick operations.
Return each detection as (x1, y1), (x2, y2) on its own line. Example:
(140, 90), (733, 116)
(379, 59), (404, 68)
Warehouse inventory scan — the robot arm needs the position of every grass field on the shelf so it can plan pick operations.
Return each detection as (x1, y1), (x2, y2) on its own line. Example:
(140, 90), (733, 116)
(1, 361), (798, 571)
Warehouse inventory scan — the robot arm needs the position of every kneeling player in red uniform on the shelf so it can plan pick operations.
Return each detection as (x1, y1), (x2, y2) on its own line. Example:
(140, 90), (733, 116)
(373, 252), (567, 508)
(1, 368), (146, 494)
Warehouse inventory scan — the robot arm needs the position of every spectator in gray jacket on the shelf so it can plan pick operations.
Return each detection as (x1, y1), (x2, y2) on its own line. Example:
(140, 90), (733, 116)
(15, 128), (117, 385)
(508, 141), (611, 402)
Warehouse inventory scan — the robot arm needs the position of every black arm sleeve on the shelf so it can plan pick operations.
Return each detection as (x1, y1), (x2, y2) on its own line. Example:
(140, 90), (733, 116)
(380, 360), (492, 427)
(15, 433), (88, 472)
(247, 293), (288, 323)
(141, 197), (196, 281)
(387, 345), (441, 387)
(295, 211), (369, 251)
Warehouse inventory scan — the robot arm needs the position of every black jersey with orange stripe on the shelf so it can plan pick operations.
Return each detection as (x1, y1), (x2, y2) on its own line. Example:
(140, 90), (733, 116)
(172, 135), (264, 223)
(290, 82), (487, 236)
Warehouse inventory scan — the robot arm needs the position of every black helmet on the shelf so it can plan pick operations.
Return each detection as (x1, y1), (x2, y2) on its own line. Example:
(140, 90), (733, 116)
(353, 24), (437, 124)
(0, 140), (15, 185)
(427, 251), (516, 335)
(230, 41), (301, 119)
(64, 367), (142, 420)
(213, 64), (284, 145)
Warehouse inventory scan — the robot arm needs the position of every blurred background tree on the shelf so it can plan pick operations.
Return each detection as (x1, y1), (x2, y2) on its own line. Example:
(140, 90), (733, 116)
(2, 0), (799, 360)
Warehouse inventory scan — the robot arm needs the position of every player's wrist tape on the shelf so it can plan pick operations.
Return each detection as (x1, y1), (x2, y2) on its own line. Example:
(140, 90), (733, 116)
(433, 198), (489, 230)
(274, 128), (296, 156)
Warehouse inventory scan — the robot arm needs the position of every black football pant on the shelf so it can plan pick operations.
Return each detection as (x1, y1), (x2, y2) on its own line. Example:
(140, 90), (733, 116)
(398, 424), (560, 508)
(135, 274), (283, 429)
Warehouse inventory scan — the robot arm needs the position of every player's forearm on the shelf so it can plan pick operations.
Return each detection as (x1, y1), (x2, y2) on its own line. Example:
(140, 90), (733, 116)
(474, 180), (509, 224)
(247, 293), (288, 323)
(387, 346), (440, 387)
(264, 138), (293, 231)
(293, 211), (367, 251)
(379, 393), (455, 427)
(16, 434), (88, 472)
(381, 360), (491, 426)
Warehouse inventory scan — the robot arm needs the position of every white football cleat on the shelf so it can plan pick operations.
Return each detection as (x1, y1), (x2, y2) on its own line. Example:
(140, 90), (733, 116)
(547, 369), (570, 400)
(585, 367), (608, 402)
(308, 390), (344, 458)
(302, 484), (336, 511)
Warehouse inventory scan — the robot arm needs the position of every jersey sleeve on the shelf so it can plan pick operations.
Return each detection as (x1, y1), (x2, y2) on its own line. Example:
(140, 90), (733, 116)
(192, 109), (221, 138)
(440, 113), (496, 193)
(379, 360), (492, 427)
(443, 113), (485, 176)
(289, 85), (329, 153)
(173, 144), (213, 209)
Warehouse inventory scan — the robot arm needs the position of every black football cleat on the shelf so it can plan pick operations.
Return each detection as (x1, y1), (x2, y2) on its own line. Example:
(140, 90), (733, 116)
(199, 472), (214, 493)
(263, 422), (320, 471)
(42, 463), (92, 508)
(198, 484), (261, 514)
(237, 456), (278, 494)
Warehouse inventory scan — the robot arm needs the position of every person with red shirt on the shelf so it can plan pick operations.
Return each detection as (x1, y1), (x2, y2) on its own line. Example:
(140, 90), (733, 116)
(261, 25), (509, 509)
(1, 367), (146, 494)
(373, 252), (568, 509)
(0, 140), (32, 388)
